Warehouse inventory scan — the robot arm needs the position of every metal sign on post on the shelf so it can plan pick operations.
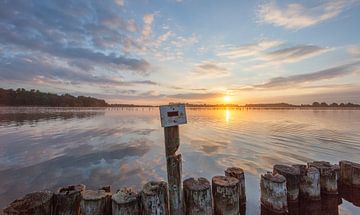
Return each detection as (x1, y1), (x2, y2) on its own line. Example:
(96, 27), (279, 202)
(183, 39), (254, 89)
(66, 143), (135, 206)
(159, 104), (187, 215)
(160, 104), (187, 128)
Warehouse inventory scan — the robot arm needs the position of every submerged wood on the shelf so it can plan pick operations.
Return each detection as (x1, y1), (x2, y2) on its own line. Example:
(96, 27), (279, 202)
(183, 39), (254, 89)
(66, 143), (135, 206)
(3, 191), (53, 215)
(53, 184), (85, 215)
(273, 164), (300, 202)
(183, 177), (212, 215)
(225, 167), (246, 205)
(80, 189), (112, 215)
(212, 175), (239, 215)
(141, 181), (169, 215)
(112, 187), (140, 215)
(260, 172), (287, 214)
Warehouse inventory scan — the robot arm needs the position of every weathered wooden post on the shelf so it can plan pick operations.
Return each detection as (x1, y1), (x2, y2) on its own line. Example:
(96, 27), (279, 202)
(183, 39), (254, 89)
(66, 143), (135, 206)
(308, 161), (337, 195)
(293, 165), (321, 201)
(339, 160), (353, 186)
(53, 184), (85, 215)
(260, 172), (287, 214)
(3, 191), (53, 215)
(212, 175), (240, 215)
(160, 104), (187, 215)
(183, 177), (213, 215)
(273, 164), (300, 203)
(351, 162), (360, 188)
(80, 189), (112, 215)
(224, 167), (246, 206)
(141, 181), (169, 215)
(112, 187), (140, 215)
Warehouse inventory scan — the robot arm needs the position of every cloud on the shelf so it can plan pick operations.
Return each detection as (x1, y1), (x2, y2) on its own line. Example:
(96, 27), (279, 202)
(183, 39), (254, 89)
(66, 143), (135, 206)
(348, 45), (360, 58)
(192, 61), (229, 77)
(252, 62), (360, 89)
(260, 45), (330, 64)
(167, 92), (221, 100)
(142, 14), (155, 39)
(0, 55), (157, 87)
(218, 39), (283, 59)
(115, 0), (125, 7)
(257, 0), (358, 29)
(0, 0), (151, 77)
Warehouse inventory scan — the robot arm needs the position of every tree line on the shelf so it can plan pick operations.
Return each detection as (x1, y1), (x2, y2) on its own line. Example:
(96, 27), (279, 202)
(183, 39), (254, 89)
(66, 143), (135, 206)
(0, 88), (108, 107)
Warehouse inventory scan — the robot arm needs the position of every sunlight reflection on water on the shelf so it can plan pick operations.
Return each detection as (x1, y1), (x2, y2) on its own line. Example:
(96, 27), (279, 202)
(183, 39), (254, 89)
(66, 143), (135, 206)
(0, 107), (360, 214)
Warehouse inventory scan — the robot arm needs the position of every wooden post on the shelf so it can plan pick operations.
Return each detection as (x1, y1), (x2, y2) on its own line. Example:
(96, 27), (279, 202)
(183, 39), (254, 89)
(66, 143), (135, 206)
(160, 104), (187, 215)
(212, 175), (239, 215)
(224, 167), (246, 206)
(183, 177), (212, 215)
(164, 126), (182, 215)
(321, 195), (339, 215)
(112, 187), (140, 215)
(141, 181), (169, 215)
(339, 160), (353, 186)
(80, 189), (112, 215)
(293, 165), (321, 201)
(3, 191), (53, 215)
(273, 164), (300, 202)
(260, 172), (287, 214)
(351, 162), (360, 188)
(53, 184), (85, 215)
(308, 161), (337, 195)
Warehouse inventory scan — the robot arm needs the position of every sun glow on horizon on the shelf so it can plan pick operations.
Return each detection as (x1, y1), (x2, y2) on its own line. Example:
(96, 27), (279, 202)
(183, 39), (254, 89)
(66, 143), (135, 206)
(224, 96), (232, 104)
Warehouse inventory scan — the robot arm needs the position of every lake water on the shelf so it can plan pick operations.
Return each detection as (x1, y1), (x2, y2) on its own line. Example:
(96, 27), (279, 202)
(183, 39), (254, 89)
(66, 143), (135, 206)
(0, 107), (360, 214)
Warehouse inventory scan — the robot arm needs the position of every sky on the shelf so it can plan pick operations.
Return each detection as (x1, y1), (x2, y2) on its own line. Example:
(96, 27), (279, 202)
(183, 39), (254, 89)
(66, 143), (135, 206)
(0, 0), (360, 105)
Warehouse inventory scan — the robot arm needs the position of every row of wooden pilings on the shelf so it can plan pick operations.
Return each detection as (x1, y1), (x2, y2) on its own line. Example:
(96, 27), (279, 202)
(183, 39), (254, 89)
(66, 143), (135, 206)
(3, 160), (360, 215)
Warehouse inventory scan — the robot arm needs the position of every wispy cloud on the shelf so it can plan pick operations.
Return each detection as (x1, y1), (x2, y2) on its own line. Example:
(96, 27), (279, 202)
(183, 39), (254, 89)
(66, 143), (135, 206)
(218, 39), (283, 59)
(257, 0), (358, 29)
(192, 61), (229, 77)
(246, 62), (360, 89)
(260, 45), (330, 64)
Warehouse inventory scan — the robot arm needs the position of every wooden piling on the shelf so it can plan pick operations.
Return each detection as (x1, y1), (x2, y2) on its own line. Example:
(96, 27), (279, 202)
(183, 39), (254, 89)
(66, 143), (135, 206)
(112, 187), (140, 215)
(351, 162), (360, 188)
(225, 167), (246, 205)
(212, 175), (239, 215)
(141, 181), (169, 215)
(308, 161), (337, 195)
(183, 177), (212, 215)
(53, 184), (85, 215)
(260, 172), (287, 214)
(294, 165), (321, 201)
(164, 125), (182, 215)
(273, 164), (300, 202)
(80, 189), (112, 215)
(3, 191), (53, 215)
(339, 160), (353, 186)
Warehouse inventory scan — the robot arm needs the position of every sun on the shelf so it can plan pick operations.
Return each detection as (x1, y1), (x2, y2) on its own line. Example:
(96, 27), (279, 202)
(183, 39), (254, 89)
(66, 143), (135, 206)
(223, 95), (231, 103)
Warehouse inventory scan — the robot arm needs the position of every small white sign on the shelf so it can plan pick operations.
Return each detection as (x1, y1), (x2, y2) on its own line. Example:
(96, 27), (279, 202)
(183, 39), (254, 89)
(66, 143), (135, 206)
(159, 104), (187, 127)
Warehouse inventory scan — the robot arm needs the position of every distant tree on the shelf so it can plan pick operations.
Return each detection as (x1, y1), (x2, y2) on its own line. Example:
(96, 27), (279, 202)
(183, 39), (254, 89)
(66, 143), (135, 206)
(312, 102), (320, 107)
(0, 88), (109, 107)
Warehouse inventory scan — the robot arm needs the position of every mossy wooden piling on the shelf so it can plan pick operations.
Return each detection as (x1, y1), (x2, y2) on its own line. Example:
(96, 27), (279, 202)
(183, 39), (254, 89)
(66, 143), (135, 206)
(3, 191), (53, 215)
(53, 184), (85, 215)
(141, 181), (170, 215)
(183, 177), (212, 215)
(112, 187), (140, 215)
(273, 164), (300, 203)
(260, 172), (288, 214)
(80, 189), (112, 215)
(294, 165), (321, 201)
(212, 175), (240, 215)
(224, 167), (246, 206)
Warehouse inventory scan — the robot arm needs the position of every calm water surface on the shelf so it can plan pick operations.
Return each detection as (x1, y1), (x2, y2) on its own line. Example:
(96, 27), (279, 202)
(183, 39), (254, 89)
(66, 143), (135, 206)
(0, 107), (360, 214)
